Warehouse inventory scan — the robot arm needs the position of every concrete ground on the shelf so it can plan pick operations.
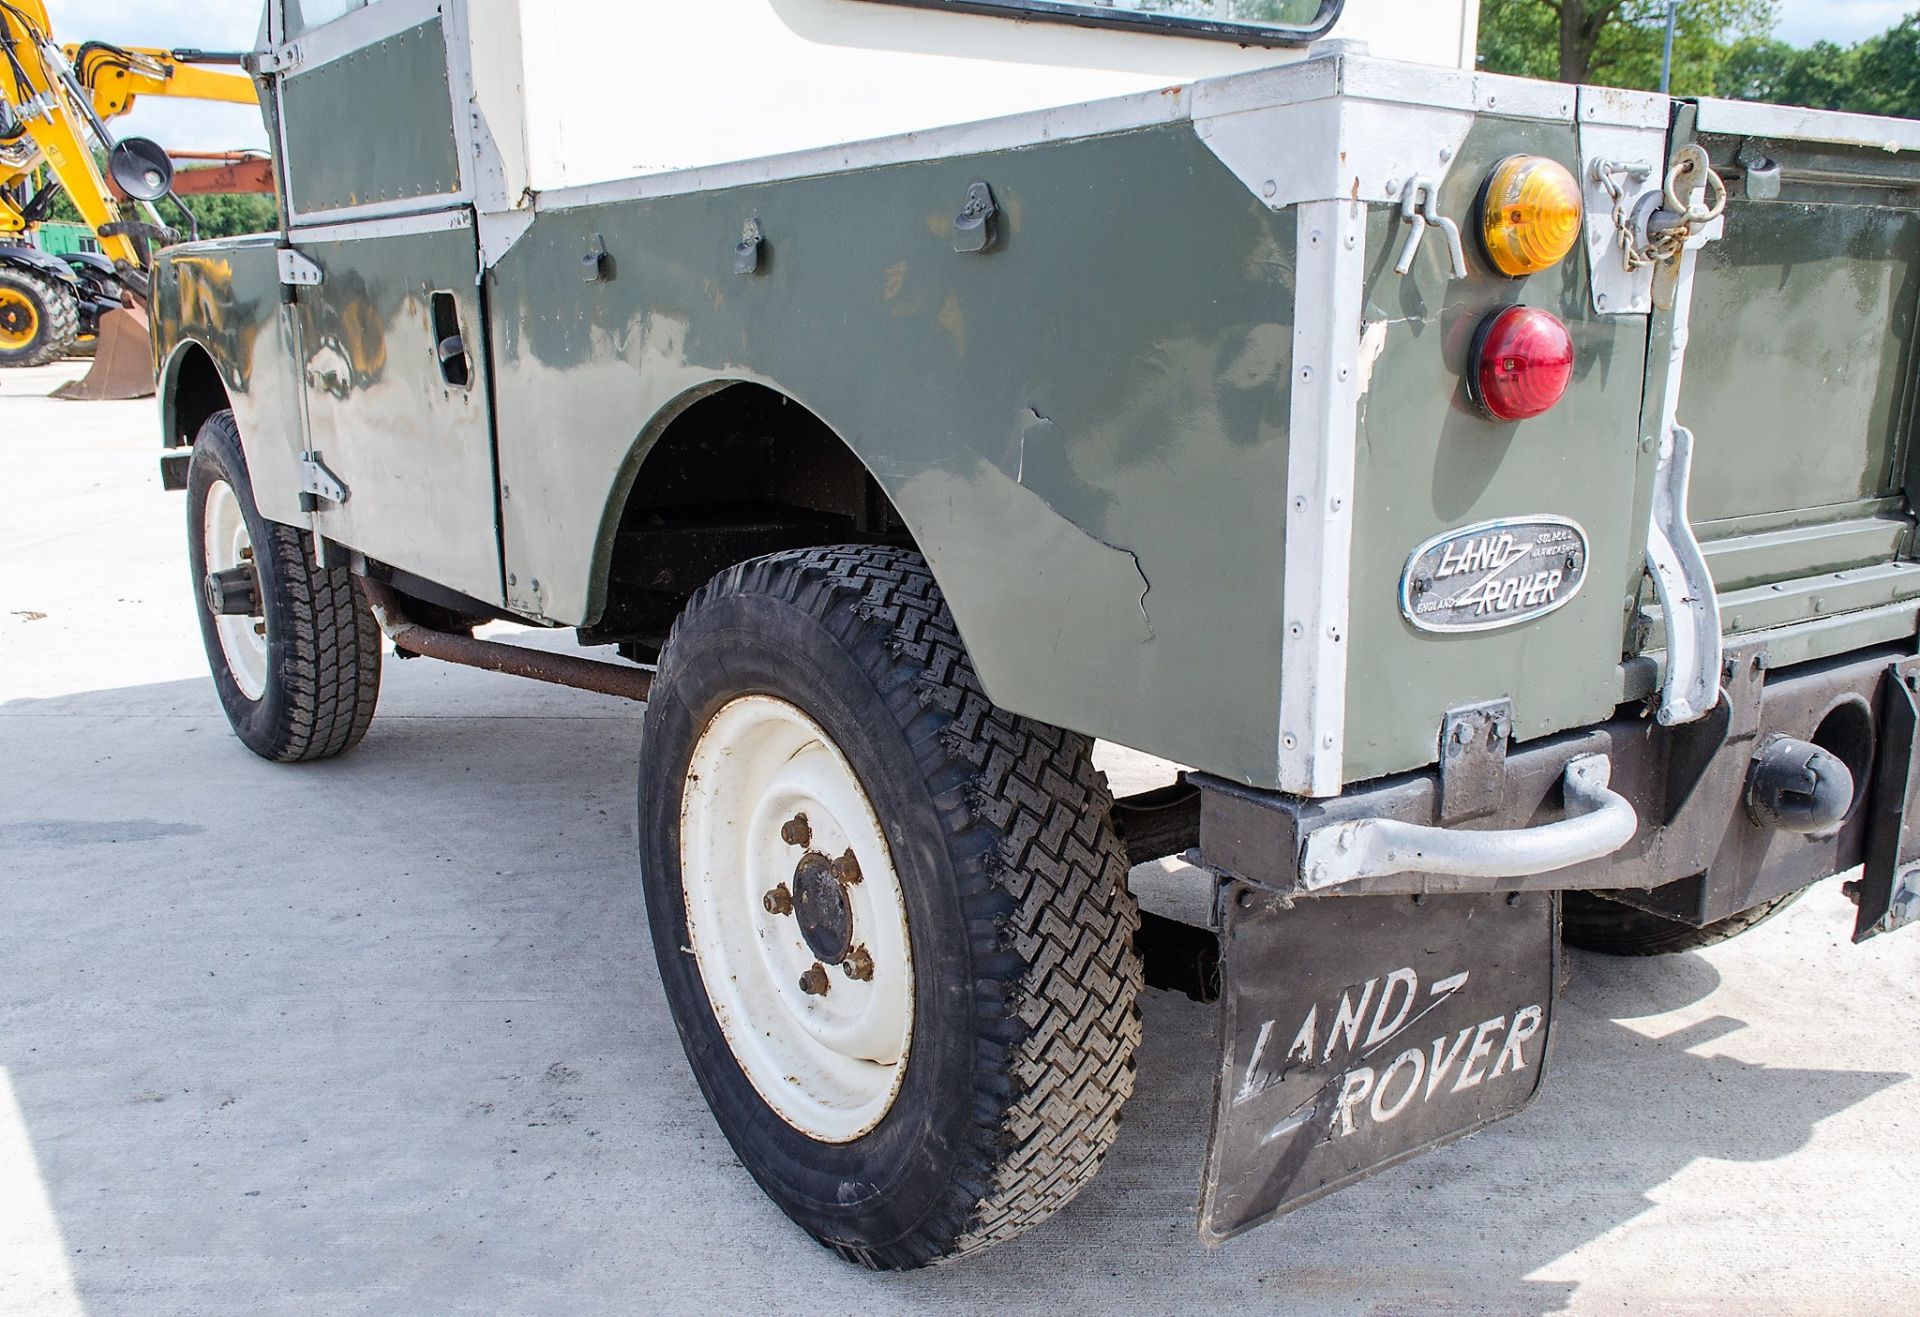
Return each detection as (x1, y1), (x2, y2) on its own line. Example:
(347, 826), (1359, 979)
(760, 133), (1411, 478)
(1, 360), (1916, 1316)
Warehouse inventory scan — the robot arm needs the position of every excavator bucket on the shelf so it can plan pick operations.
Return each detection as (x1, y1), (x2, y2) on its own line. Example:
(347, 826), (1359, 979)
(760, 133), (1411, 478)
(53, 305), (154, 400)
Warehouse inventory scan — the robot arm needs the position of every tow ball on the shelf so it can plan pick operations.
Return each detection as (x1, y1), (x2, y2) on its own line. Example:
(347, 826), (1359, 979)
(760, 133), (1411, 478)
(1746, 735), (1855, 834)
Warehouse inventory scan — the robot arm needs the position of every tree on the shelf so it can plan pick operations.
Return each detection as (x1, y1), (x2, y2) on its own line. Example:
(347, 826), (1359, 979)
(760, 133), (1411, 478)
(1479, 0), (1778, 95)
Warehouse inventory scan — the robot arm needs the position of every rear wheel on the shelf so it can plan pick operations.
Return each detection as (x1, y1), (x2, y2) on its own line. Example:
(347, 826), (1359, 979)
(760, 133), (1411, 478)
(639, 545), (1142, 1268)
(185, 409), (382, 761)
(1562, 888), (1805, 956)
(0, 267), (79, 368)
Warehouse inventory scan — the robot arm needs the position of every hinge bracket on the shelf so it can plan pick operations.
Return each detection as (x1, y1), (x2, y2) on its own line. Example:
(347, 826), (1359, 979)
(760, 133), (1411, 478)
(298, 451), (347, 511)
(277, 248), (323, 288)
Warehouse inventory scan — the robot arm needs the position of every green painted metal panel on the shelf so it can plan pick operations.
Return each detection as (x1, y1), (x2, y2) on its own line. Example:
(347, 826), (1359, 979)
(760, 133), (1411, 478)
(1340, 117), (1652, 783)
(1681, 194), (1920, 528)
(298, 224), (502, 604)
(489, 124), (1297, 786)
(281, 19), (460, 214)
(151, 236), (309, 527)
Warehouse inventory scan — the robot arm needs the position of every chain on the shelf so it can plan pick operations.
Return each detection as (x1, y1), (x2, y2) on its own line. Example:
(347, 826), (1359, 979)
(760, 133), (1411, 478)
(1592, 145), (1729, 272)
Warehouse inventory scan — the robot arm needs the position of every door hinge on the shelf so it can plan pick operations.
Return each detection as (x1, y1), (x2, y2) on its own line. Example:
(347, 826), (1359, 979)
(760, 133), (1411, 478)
(277, 248), (323, 287)
(298, 452), (347, 511)
(250, 42), (302, 76)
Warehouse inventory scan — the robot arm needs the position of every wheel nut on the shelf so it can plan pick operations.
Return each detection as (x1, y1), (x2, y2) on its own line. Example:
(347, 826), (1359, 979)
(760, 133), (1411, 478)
(831, 849), (862, 885)
(253, 621), (266, 635)
(842, 945), (874, 981)
(780, 813), (811, 848)
(798, 963), (830, 996)
(762, 883), (793, 915)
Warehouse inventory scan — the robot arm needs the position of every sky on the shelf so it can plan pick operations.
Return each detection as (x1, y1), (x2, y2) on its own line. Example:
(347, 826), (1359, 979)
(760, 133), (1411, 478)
(31, 0), (1920, 152)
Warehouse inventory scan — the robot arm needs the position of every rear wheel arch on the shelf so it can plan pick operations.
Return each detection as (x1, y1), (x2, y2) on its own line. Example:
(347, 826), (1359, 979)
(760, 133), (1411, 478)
(582, 380), (944, 660)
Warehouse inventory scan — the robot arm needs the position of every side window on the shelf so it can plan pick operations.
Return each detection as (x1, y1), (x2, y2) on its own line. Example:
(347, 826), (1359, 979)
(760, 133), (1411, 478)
(289, 0), (376, 36)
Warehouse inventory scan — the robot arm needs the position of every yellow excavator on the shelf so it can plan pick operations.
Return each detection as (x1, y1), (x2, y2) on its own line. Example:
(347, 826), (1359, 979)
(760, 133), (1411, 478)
(0, 0), (264, 396)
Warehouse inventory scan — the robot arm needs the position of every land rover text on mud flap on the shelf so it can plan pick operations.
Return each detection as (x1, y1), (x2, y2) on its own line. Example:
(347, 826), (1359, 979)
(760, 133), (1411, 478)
(150, 0), (1920, 1268)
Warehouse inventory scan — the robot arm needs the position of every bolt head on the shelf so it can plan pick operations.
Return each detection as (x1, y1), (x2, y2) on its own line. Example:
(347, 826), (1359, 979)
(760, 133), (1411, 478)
(798, 964), (830, 996)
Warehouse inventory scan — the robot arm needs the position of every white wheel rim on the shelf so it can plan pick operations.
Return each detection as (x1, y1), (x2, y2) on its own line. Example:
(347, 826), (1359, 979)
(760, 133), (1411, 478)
(203, 478), (268, 701)
(680, 695), (914, 1142)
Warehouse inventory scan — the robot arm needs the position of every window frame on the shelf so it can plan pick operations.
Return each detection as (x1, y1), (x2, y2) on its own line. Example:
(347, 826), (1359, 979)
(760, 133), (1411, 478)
(846, 0), (1345, 47)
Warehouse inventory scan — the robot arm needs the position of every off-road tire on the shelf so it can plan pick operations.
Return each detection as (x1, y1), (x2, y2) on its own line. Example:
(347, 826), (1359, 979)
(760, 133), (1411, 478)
(185, 409), (381, 761)
(1561, 888), (1806, 956)
(638, 545), (1143, 1269)
(0, 267), (80, 368)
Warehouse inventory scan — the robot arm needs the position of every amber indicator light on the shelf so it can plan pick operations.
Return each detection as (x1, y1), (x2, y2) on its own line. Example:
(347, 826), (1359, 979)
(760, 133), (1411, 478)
(1478, 155), (1584, 278)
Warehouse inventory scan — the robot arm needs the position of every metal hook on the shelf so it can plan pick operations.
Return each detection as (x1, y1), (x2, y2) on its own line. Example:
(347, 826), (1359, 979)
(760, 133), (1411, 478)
(1395, 177), (1468, 280)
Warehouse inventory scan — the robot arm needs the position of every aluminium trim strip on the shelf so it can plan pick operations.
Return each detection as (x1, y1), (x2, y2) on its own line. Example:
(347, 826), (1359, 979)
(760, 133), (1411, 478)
(286, 208), (474, 246)
(1277, 198), (1366, 797)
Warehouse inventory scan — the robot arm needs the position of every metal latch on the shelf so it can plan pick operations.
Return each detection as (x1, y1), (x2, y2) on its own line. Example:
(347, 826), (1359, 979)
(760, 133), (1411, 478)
(952, 182), (997, 254)
(1394, 177), (1467, 280)
(277, 248), (322, 287)
(298, 451), (347, 511)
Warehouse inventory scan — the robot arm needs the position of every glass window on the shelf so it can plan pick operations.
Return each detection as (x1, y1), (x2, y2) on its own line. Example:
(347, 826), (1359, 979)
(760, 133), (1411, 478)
(290, 0), (374, 36)
(851, 1), (1343, 46)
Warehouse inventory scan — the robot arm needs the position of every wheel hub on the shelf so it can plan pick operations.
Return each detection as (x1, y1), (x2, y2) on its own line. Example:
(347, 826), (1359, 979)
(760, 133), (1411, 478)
(791, 851), (854, 964)
(0, 289), (36, 349)
(680, 695), (915, 1142)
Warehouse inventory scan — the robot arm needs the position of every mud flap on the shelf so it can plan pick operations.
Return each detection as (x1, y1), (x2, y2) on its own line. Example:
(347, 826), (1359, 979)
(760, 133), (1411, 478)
(1199, 888), (1559, 1243)
(52, 305), (155, 401)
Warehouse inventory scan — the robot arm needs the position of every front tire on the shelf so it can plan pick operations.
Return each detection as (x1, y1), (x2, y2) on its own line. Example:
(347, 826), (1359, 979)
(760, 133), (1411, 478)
(639, 545), (1142, 1268)
(0, 267), (79, 368)
(185, 409), (382, 761)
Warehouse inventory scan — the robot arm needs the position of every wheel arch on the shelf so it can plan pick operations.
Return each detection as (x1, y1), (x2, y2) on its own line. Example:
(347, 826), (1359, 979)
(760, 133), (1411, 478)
(580, 378), (935, 657)
(159, 337), (232, 450)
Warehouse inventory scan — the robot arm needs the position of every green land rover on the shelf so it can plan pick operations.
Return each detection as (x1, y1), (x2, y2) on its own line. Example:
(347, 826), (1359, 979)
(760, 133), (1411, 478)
(147, 0), (1919, 1268)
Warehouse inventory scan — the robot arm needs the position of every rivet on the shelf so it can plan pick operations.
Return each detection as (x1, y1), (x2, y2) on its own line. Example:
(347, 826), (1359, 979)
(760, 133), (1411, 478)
(1343, 232), (1357, 250)
(1300, 366), (1315, 382)
(508, 573), (517, 587)
(1292, 495), (1308, 512)
(1330, 496), (1344, 512)
(1438, 146), (1454, 163)
(1262, 178), (1277, 198)
(1322, 734), (1335, 749)
(1337, 367), (1350, 382)
(1309, 229), (1324, 247)
(1328, 626), (1342, 641)
(529, 579), (540, 592)
(1282, 733), (1297, 750)
(1289, 622), (1304, 637)
(1596, 293), (1610, 310)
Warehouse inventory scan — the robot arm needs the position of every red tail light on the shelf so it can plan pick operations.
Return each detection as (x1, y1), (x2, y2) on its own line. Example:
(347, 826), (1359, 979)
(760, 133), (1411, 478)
(1470, 306), (1574, 422)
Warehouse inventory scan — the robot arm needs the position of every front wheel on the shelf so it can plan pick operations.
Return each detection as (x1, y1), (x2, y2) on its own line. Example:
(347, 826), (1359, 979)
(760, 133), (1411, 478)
(185, 409), (382, 761)
(639, 546), (1143, 1268)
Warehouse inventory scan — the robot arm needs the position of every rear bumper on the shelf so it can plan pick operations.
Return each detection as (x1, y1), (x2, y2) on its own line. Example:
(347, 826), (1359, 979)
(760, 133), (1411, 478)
(1197, 640), (1920, 941)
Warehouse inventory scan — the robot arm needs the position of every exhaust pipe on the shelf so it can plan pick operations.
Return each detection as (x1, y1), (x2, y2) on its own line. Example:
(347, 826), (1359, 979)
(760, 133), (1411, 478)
(358, 577), (653, 702)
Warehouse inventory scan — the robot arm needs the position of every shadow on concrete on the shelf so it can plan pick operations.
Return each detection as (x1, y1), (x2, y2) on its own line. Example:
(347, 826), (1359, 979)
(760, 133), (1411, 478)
(0, 671), (1908, 1315)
